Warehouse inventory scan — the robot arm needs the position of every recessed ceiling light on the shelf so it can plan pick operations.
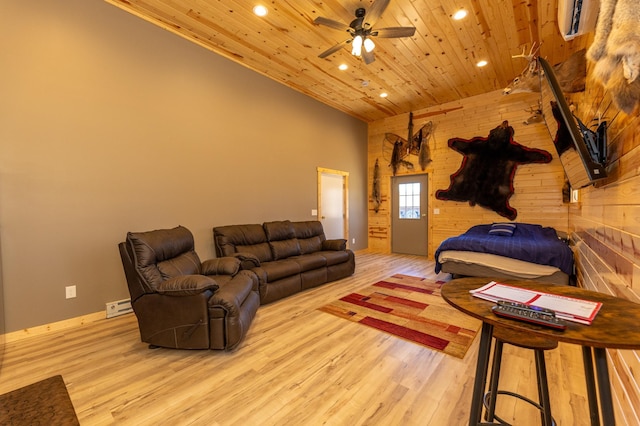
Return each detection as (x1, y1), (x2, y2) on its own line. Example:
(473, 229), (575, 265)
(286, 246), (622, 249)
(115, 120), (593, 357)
(339, 64), (348, 71)
(253, 5), (268, 17)
(453, 9), (468, 20)
(476, 60), (488, 67)
(380, 92), (388, 98)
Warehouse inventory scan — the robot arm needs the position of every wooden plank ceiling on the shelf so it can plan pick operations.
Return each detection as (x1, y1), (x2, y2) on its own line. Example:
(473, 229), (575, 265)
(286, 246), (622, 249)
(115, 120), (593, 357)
(105, 0), (592, 122)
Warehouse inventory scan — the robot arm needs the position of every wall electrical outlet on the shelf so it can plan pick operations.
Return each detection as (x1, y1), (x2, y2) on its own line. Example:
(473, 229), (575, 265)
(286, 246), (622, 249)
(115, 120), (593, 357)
(352, 238), (356, 244)
(571, 189), (580, 203)
(65, 285), (76, 299)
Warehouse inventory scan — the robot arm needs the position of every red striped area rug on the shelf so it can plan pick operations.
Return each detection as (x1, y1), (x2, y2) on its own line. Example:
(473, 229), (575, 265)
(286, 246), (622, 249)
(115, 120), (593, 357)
(319, 274), (481, 358)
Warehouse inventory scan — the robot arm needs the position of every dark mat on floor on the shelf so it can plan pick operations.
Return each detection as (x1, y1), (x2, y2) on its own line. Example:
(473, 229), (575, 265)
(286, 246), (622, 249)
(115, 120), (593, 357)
(0, 375), (79, 425)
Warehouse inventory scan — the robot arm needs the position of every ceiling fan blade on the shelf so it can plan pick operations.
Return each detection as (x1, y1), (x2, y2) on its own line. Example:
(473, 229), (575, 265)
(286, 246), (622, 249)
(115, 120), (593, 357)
(313, 16), (351, 32)
(364, 0), (391, 28)
(362, 50), (376, 65)
(373, 26), (416, 38)
(318, 40), (351, 58)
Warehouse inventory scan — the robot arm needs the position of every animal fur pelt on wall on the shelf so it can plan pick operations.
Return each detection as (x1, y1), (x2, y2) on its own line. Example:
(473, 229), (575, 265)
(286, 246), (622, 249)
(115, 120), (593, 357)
(587, 0), (640, 113)
(435, 121), (552, 220)
(372, 158), (381, 213)
(417, 121), (433, 170)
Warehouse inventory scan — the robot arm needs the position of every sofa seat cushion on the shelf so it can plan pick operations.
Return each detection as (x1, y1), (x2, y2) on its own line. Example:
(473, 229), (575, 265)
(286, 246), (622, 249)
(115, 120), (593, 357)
(318, 250), (350, 266)
(252, 259), (301, 282)
(290, 253), (327, 271)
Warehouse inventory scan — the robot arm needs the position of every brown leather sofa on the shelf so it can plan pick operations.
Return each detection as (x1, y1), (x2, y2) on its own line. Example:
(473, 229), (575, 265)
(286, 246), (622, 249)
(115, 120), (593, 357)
(119, 226), (260, 350)
(213, 220), (355, 304)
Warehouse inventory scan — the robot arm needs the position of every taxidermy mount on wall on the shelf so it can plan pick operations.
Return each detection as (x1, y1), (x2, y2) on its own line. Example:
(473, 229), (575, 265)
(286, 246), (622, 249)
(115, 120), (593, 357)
(587, 0), (640, 113)
(436, 121), (552, 220)
(503, 45), (587, 96)
(383, 113), (433, 175)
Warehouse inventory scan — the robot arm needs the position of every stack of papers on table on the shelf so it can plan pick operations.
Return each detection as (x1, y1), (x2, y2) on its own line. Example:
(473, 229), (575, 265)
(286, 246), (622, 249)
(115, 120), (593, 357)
(470, 281), (602, 325)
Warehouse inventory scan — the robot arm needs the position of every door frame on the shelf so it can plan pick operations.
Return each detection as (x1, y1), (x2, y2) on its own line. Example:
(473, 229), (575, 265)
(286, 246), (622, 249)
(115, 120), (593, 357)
(317, 167), (349, 244)
(388, 172), (434, 255)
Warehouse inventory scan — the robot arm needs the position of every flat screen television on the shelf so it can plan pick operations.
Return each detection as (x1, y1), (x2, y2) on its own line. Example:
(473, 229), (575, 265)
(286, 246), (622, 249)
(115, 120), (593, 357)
(538, 56), (607, 188)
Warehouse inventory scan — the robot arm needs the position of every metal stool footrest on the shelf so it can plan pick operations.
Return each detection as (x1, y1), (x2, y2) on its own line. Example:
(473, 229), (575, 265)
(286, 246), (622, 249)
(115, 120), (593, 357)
(482, 390), (556, 425)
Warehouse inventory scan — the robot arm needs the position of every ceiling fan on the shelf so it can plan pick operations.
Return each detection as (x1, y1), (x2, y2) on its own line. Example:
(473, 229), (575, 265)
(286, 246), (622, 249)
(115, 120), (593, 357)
(314, 0), (416, 64)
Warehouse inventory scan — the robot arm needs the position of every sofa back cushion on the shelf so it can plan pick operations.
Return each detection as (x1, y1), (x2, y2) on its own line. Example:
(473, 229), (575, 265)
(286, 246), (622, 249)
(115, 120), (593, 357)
(264, 220), (301, 260)
(127, 226), (202, 291)
(213, 223), (273, 262)
(292, 221), (326, 254)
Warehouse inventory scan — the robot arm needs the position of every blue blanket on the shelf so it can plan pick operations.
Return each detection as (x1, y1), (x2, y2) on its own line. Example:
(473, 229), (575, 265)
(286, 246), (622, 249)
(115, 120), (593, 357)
(434, 223), (574, 275)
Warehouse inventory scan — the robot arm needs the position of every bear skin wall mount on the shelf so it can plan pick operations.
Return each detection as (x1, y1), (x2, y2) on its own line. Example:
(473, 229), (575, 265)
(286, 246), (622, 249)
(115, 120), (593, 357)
(436, 121), (552, 220)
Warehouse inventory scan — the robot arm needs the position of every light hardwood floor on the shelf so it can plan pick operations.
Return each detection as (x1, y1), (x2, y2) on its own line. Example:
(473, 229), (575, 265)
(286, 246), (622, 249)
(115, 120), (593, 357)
(0, 252), (592, 425)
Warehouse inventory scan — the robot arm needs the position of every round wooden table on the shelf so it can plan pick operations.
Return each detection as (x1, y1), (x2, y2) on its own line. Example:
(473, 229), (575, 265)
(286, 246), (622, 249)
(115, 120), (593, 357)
(441, 277), (640, 426)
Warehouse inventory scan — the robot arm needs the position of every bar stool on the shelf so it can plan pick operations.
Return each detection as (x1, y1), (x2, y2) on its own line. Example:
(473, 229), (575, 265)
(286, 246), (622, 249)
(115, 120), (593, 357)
(483, 327), (558, 426)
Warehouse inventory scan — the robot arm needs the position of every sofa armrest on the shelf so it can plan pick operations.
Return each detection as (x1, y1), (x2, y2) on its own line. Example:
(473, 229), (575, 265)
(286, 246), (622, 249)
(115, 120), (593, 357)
(201, 257), (241, 276)
(232, 252), (261, 269)
(156, 275), (219, 296)
(322, 239), (347, 251)
(208, 275), (254, 317)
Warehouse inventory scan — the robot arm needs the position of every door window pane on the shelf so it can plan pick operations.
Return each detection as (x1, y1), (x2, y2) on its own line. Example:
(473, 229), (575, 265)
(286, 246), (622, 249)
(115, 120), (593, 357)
(398, 182), (420, 219)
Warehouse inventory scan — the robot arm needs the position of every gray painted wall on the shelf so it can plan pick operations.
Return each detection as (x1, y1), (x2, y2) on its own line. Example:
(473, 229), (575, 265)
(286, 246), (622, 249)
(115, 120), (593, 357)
(0, 0), (368, 332)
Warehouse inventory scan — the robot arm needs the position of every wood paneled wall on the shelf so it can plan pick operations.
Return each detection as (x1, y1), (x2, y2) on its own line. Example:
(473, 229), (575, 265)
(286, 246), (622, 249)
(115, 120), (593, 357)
(569, 70), (640, 424)
(367, 66), (640, 423)
(367, 90), (569, 256)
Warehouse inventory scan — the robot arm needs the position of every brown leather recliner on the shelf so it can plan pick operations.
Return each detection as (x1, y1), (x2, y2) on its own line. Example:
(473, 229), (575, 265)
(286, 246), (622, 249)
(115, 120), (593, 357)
(118, 225), (260, 350)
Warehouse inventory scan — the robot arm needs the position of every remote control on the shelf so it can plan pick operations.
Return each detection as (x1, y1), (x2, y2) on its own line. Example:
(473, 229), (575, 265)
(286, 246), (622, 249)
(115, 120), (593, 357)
(492, 300), (567, 330)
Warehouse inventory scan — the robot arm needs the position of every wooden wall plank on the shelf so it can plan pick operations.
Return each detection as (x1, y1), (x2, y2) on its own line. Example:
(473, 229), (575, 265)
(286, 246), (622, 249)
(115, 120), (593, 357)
(568, 53), (640, 424)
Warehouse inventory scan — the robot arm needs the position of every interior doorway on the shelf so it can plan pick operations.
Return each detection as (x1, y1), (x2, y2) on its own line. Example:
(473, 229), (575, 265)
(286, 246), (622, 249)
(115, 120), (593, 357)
(317, 167), (349, 241)
(391, 174), (429, 255)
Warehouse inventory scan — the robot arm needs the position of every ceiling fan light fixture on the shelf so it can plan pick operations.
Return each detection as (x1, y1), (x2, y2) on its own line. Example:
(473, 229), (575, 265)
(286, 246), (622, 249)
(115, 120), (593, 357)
(364, 37), (375, 53)
(352, 35), (363, 56)
(315, 1), (416, 64)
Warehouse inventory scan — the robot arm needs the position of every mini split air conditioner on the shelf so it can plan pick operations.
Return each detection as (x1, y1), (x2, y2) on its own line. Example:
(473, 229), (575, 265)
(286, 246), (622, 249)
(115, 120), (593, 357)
(558, 0), (600, 41)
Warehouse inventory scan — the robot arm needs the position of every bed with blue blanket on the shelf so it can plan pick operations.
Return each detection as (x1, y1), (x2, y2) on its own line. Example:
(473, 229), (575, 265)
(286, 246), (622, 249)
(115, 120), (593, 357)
(435, 223), (574, 285)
